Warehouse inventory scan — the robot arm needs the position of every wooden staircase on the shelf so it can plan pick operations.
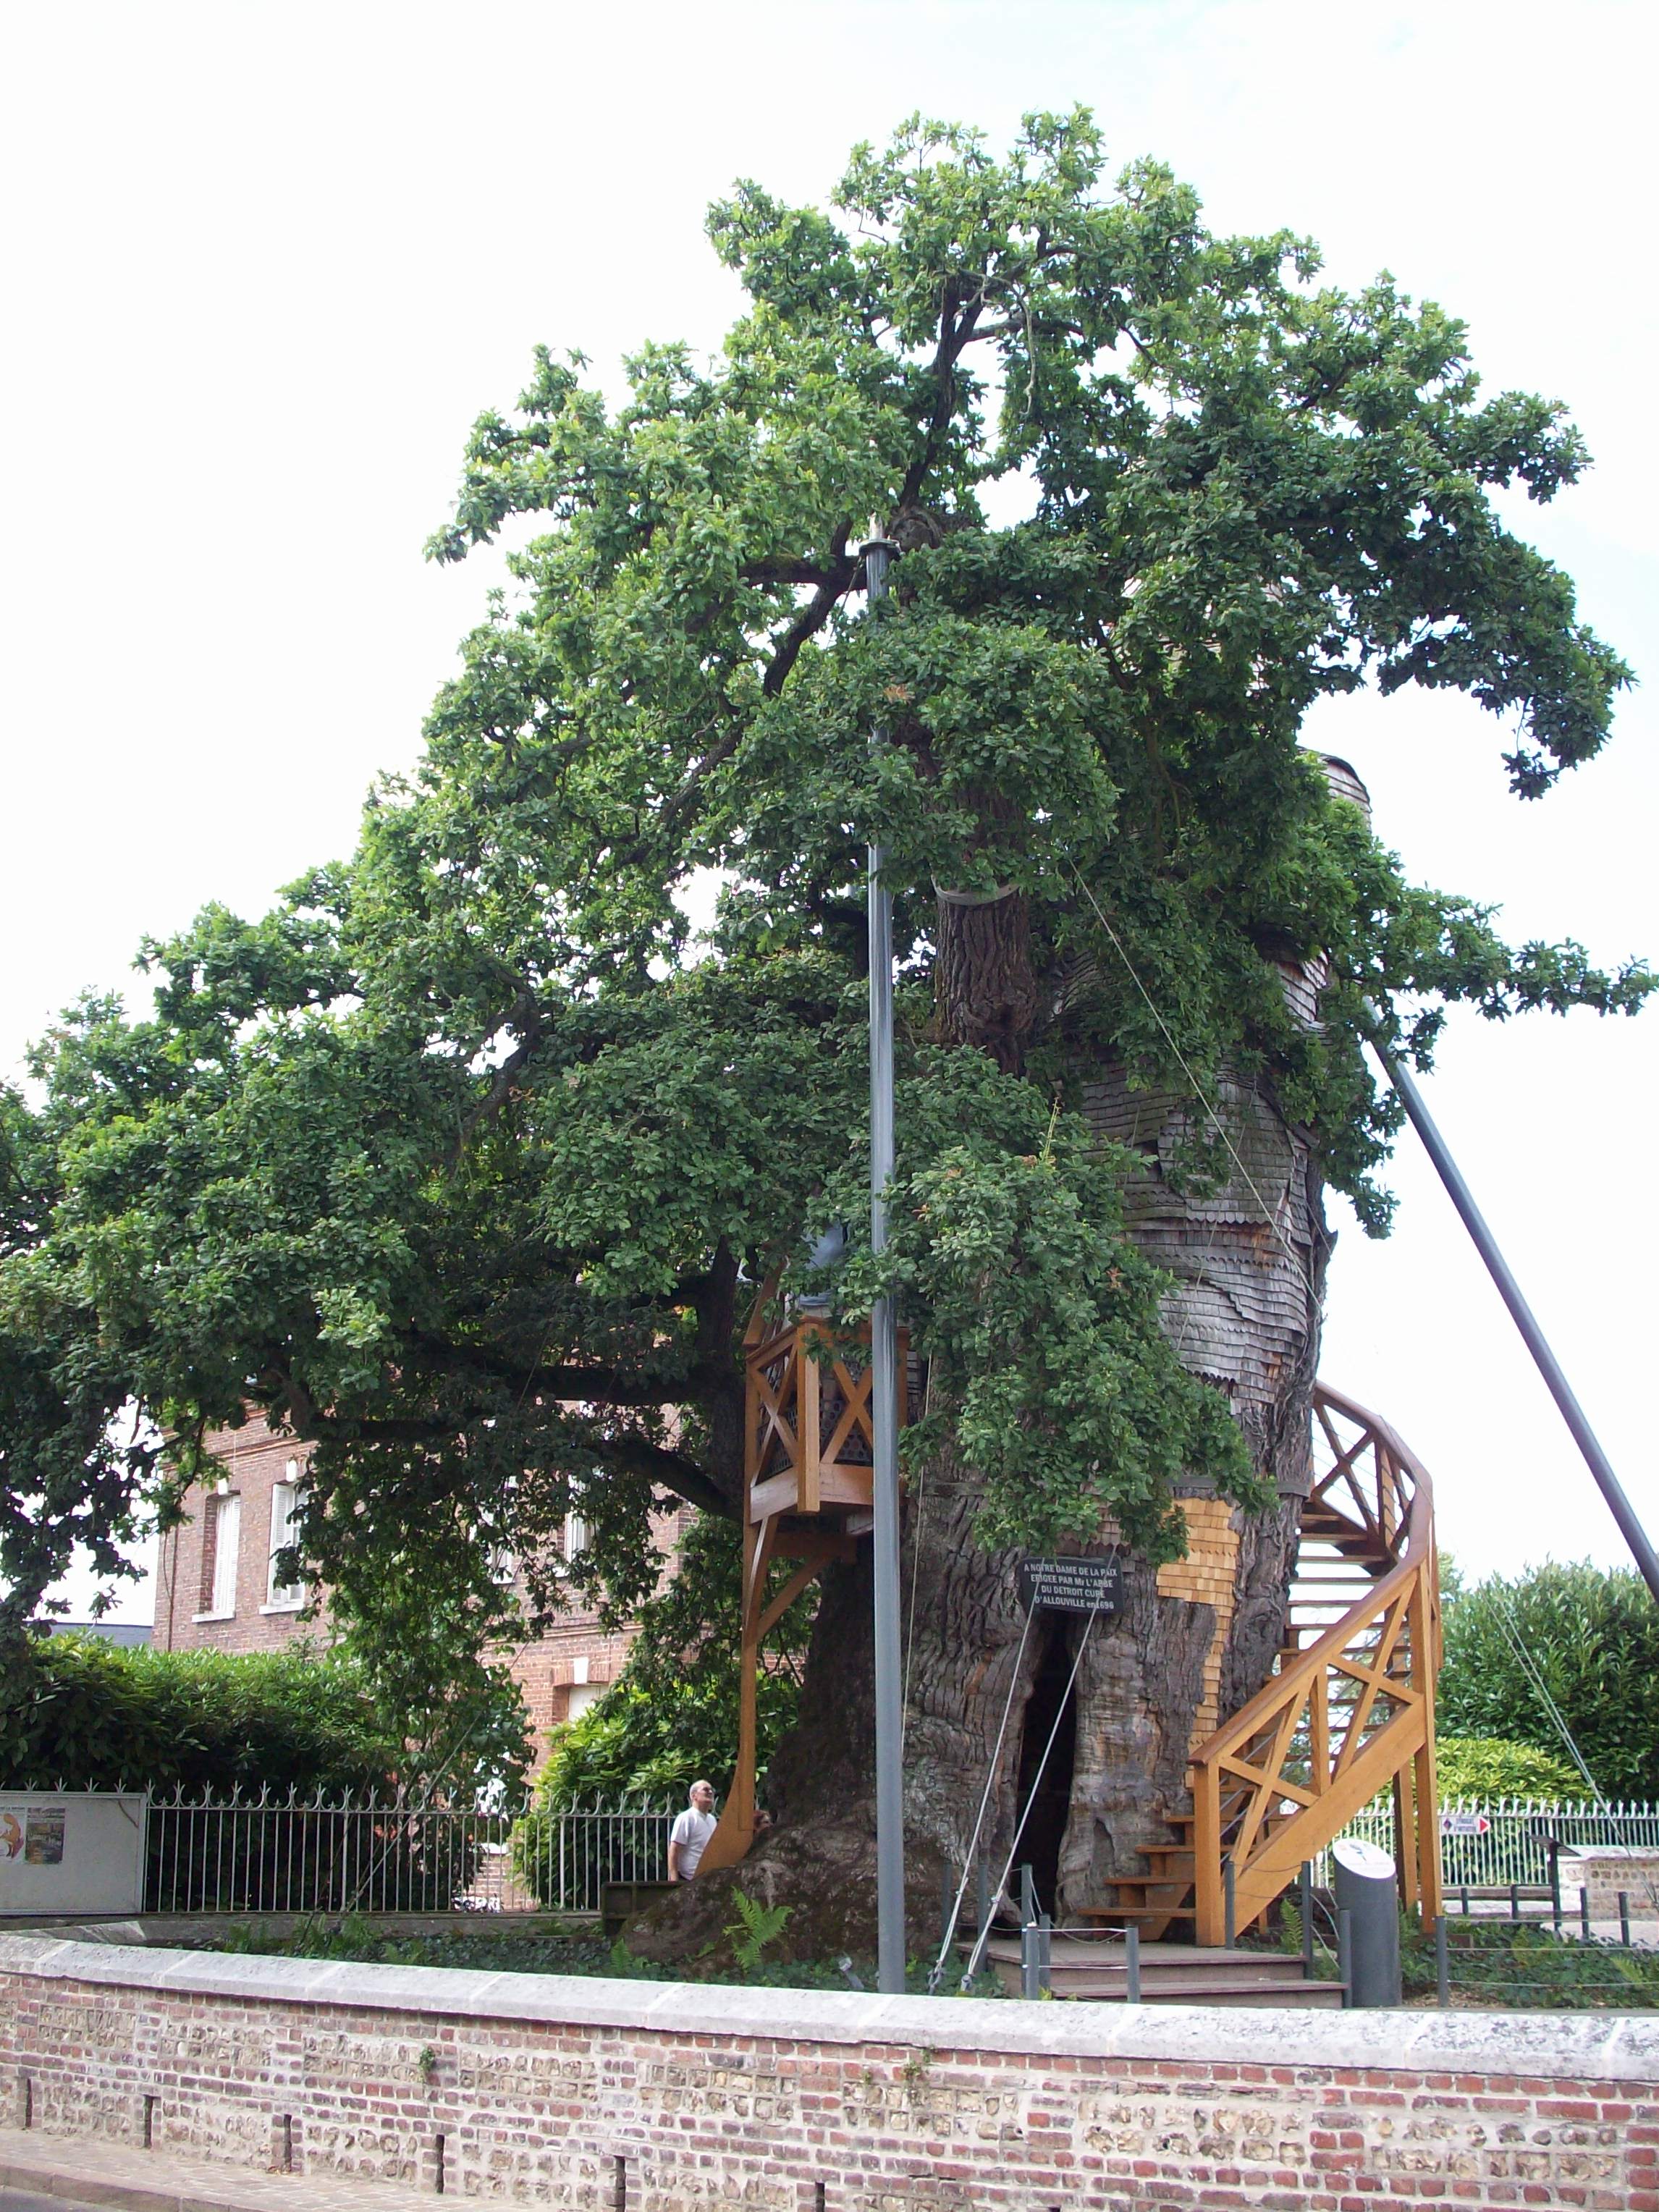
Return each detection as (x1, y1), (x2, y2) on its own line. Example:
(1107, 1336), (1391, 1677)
(1081, 1381), (1442, 1947)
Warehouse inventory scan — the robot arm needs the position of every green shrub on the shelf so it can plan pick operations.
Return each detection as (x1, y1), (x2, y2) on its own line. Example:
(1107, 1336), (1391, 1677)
(0, 1634), (400, 1795)
(1435, 1736), (1584, 1802)
(1438, 1562), (1659, 1800)
(532, 1515), (814, 1809)
(512, 1516), (815, 1907)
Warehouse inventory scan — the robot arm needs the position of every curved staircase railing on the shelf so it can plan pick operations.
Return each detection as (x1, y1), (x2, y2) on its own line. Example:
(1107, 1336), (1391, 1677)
(1188, 1381), (1442, 1945)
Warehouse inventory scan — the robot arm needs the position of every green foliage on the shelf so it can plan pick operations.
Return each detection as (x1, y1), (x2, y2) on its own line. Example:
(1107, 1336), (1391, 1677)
(1435, 1736), (1583, 1803)
(835, 1057), (1260, 1556)
(1437, 1562), (1659, 1801)
(726, 1888), (793, 1970)
(0, 1636), (400, 1794)
(208, 1917), (1006, 1994)
(1402, 1920), (1659, 2010)
(528, 1516), (813, 1808)
(1, 112), (1646, 1725)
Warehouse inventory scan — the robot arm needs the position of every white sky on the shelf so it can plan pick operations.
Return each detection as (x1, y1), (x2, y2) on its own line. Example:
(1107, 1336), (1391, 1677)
(5, 0), (1655, 1619)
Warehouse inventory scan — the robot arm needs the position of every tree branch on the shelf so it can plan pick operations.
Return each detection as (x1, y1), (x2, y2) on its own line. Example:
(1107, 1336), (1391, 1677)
(450, 987), (544, 1165)
(591, 1432), (735, 1519)
(761, 524), (856, 698)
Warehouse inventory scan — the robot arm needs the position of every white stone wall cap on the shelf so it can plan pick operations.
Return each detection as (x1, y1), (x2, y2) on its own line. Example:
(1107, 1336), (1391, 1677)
(1, 1933), (1655, 2083)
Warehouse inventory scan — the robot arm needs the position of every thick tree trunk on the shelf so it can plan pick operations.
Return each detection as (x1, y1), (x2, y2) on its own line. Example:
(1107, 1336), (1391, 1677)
(625, 769), (1359, 1968)
(777, 1067), (1326, 1912)
(628, 1059), (1330, 1967)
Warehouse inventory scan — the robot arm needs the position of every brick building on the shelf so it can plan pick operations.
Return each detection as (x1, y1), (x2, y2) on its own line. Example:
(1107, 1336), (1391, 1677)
(153, 1409), (685, 1757)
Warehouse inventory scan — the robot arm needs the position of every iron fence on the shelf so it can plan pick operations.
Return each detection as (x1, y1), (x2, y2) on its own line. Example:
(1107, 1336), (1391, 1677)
(132, 1786), (675, 1917)
(1317, 1797), (1659, 1896)
(10, 1784), (1653, 1922)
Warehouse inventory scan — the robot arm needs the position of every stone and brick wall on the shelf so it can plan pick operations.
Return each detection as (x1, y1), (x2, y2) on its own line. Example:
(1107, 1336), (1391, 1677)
(2, 1934), (1654, 2208)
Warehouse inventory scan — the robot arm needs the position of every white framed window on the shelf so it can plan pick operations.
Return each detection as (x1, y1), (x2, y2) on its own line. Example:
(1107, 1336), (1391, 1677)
(564, 1511), (588, 1561)
(265, 1471), (305, 1610)
(195, 1491), (241, 1621)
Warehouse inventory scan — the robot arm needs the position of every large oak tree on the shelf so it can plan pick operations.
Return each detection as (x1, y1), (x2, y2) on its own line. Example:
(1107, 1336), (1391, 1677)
(3, 114), (1646, 1941)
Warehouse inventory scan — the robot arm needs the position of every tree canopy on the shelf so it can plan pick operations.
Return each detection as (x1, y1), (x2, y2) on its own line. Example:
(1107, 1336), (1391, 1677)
(1, 114), (1645, 1747)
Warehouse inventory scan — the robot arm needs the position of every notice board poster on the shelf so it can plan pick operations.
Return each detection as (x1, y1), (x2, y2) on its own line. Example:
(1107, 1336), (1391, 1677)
(0, 1793), (146, 1915)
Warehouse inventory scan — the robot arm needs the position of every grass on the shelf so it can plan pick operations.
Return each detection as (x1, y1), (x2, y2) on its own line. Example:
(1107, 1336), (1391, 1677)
(1270, 1898), (1658, 2009)
(1405, 1920), (1659, 2011)
(206, 1914), (1005, 1997)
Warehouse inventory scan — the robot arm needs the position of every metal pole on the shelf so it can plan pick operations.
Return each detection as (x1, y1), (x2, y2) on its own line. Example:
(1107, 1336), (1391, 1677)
(1435, 1916), (1450, 2009)
(1550, 1838), (1562, 1934)
(1223, 1855), (1236, 1949)
(865, 529), (906, 1995)
(1619, 1891), (1631, 1947)
(1372, 1037), (1659, 1604)
(1125, 1922), (1141, 2004)
(1299, 1861), (1315, 1977)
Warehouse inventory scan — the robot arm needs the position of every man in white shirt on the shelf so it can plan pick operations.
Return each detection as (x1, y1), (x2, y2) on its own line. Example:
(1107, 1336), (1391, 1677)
(667, 1779), (717, 1882)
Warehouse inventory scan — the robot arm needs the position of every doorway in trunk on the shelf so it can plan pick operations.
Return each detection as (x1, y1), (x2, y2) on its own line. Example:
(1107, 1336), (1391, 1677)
(1013, 1626), (1078, 1919)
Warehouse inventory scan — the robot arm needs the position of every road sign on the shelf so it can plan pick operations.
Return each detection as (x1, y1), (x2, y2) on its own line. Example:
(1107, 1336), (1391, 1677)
(1440, 1810), (1490, 1837)
(1018, 1556), (1123, 1618)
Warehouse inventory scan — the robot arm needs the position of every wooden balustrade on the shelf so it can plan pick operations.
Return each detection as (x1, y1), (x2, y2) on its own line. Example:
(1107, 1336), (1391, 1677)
(698, 1290), (904, 1875)
(1189, 1382), (1441, 1946)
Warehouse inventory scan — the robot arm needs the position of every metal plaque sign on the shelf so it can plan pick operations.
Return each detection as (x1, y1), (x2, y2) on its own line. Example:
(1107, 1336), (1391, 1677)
(1018, 1556), (1123, 1618)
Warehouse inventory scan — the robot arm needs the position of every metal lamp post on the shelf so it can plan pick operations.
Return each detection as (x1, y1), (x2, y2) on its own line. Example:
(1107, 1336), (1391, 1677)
(863, 526), (906, 1993)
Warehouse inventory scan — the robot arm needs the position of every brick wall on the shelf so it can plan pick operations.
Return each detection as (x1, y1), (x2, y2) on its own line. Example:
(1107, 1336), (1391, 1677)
(2, 1936), (1654, 2208)
(1154, 1497), (1241, 1747)
(154, 1409), (312, 1656)
(157, 1414), (690, 1765)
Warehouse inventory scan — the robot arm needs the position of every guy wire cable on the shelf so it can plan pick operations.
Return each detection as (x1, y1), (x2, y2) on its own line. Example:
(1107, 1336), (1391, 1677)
(956, 1575), (1114, 1992)
(1490, 1590), (1600, 1797)
(1065, 858), (1325, 1313)
(928, 1599), (1039, 1991)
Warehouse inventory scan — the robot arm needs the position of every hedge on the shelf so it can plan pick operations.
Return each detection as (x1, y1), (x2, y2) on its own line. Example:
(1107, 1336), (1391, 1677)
(1, 1634), (400, 1796)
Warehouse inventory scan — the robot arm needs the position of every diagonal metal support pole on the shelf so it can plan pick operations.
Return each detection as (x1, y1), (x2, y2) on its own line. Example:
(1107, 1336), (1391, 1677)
(1371, 1034), (1659, 1605)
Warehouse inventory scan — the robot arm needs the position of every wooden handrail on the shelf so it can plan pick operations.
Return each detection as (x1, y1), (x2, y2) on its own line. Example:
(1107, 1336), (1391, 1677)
(1187, 1381), (1441, 1945)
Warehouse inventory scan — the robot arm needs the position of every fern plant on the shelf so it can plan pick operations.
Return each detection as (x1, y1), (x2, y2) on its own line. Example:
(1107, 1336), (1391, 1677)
(726, 1888), (792, 1970)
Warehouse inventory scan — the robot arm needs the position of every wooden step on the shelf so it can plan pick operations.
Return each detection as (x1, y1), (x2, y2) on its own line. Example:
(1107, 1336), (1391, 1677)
(978, 1938), (1344, 2007)
(1074, 1901), (1196, 1922)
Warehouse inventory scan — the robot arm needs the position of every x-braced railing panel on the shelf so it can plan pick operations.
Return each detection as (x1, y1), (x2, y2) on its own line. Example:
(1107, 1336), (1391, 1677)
(1189, 1382), (1442, 1945)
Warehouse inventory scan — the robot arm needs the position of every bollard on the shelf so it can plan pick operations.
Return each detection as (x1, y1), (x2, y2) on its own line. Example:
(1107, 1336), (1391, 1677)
(1509, 1883), (1520, 1922)
(1435, 1915), (1450, 2010)
(1300, 1861), (1315, 1977)
(1021, 1863), (1037, 1930)
(1337, 1906), (1354, 2008)
(1620, 1891), (1631, 1948)
(1021, 1921), (1041, 2000)
(1550, 1840), (1562, 1934)
(1125, 1922), (1141, 2004)
(1460, 1885), (1469, 1917)
(1039, 1909), (1052, 1994)
(1333, 1839), (1401, 2008)
(1223, 1856), (1236, 1949)
(1580, 1885), (1592, 1943)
